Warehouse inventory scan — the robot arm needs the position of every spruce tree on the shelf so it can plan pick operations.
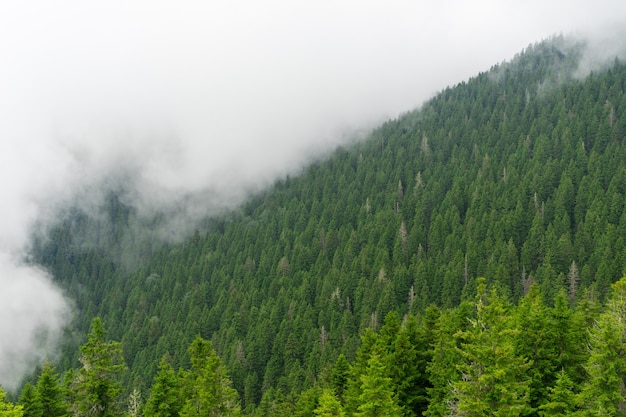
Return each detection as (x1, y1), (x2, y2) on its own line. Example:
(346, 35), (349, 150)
(18, 383), (41, 417)
(314, 389), (345, 417)
(537, 370), (578, 416)
(36, 360), (68, 417)
(179, 336), (241, 417)
(354, 352), (402, 417)
(447, 279), (531, 416)
(425, 303), (471, 417)
(0, 387), (24, 417)
(70, 317), (126, 417)
(513, 284), (557, 411)
(578, 276), (626, 415)
(330, 354), (349, 404)
(144, 356), (181, 417)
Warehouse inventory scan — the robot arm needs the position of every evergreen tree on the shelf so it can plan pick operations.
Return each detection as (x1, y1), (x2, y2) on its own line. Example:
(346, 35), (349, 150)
(578, 276), (626, 415)
(314, 389), (345, 417)
(36, 360), (68, 417)
(550, 290), (587, 384)
(293, 387), (321, 417)
(513, 284), (558, 412)
(343, 329), (382, 416)
(70, 317), (126, 417)
(354, 352), (402, 417)
(18, 383), (41, 417)
(179, 336), (241, 417)
(425, 303), (471, 417)
(537, 370), (578, 416)
(330, 354), (349, 404)
(387, 314), (432, 417)
(144, 356), (181, 417)
(0, 387), (24, 417)
(447, 279), (531, 416)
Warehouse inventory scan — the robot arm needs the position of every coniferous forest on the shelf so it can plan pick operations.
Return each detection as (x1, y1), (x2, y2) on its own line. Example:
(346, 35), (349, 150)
(7, 36), (626, 415)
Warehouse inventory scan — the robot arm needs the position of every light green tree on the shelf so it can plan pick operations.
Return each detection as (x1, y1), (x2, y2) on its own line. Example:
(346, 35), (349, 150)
(144, 356), (181, 417)
(179, 336), (241, 417)
(70, 317), (126, 417)
(425, 303), (471, 417)
(578, 276), (626, 415)
(448, 278), (530, 417)
(354, 352), (402, 417)
(314, 389), (345, 417)
(0, 387), (24, 417)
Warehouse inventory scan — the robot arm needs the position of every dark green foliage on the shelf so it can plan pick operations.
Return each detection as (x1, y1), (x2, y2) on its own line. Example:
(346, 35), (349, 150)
(36, 361), (68, 417)
(538, 370), (578, 416)
(330, 354), (349, 403)
(18, 383), (41, 417)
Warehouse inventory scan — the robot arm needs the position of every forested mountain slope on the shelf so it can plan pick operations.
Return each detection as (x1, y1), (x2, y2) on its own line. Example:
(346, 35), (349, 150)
(33, 36), (626, 410)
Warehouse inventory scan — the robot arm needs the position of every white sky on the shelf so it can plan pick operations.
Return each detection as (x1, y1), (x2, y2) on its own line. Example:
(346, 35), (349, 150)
(0, 0), (625, 389)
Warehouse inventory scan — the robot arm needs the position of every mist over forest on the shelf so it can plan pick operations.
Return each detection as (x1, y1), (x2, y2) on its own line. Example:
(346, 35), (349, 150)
(2, 1), (626, 416)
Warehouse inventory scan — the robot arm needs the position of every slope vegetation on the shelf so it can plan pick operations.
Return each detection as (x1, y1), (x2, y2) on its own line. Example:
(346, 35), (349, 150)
(35, 36), (626, 408)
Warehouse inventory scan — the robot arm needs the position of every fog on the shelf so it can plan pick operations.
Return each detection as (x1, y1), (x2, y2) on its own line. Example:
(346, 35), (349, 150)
(1, 0), (625, 390)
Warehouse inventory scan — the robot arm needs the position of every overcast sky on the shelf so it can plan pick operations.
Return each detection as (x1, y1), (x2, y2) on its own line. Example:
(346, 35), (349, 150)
(1, 0), (625, 390)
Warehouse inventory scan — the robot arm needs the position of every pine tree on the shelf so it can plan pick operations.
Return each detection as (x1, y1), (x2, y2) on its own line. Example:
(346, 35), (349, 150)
(537, 370), (578, 416)
(425, 304), (470, 417)
(144, 356), (181, 417)
(387, 314), (432, 417)
(314, 389), (345, 417)
(179, 336), (241, 417)
(354, 352), (402, 417)
(343, 329), (382, 416)
(578, 276), (626, 415)
(70, 317), (126, 417)
(330, 354), (349, 404)
(447, 279), (531, 416)
(18, 383), (41, 417)
(550, 290), (587, 384)
(36, 360), (68, 417)
(0, 387), (24, 417)
(513, 284), (558, 412)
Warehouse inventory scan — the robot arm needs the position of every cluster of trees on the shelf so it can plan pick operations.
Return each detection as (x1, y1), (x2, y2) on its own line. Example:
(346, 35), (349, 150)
(7, 318), (241, 417)
(255, 277), (626, 416)
(30, 36), (626, 410)
(8, 277), (626, 416)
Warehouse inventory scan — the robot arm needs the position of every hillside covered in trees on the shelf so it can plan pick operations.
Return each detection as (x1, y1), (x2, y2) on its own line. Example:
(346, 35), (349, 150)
(14, 36), (626, 415)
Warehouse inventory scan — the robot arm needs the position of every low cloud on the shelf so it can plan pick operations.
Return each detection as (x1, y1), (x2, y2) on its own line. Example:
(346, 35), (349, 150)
(0, 254), (70, 392)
